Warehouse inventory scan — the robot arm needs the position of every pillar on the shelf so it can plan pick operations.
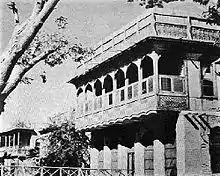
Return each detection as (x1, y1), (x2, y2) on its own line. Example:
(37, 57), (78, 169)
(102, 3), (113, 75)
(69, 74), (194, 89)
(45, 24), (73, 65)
(17, 132), (20, 147)
(5, 135), (7, 147)
(118, 144), (128, 174)
(8, 135), (11, 147)
(147, 51), (160, 94)
(153, 139), (165, 176)
(103, 145), (111, 169)
(13, 134), (15, 148)
(134, 142), (145, 176)
(90, 147), (99, 169)
(176, 113), (203, 176)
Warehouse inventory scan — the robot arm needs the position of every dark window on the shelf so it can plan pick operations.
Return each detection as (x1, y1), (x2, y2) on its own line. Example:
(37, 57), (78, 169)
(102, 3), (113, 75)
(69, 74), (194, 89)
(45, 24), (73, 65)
(115, 69), (125, 89)
(126, 63), (138, 84)
(104, 75), (113, 93)
(94, 80), (102, 96)
(202, 79), (214, 96)
(109, 94), (113, 105)
(142, 81), (147, 94)
(210, 127), (220, 173)
(121, 89), (125, 101)
(141, 56), (153, 79)
(161, 77), (171, 91)
(128, 86), (133, 99)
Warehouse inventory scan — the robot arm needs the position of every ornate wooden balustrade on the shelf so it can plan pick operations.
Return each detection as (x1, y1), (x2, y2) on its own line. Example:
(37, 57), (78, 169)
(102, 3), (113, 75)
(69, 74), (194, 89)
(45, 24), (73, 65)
(76, 11), (220, 77)
(0, 165), (133, 176)
(76, 74), (188, 130)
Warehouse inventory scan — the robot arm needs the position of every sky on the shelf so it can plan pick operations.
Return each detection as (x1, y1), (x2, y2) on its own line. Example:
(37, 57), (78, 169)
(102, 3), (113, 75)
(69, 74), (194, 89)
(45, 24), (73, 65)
(0, 0), (146, 131)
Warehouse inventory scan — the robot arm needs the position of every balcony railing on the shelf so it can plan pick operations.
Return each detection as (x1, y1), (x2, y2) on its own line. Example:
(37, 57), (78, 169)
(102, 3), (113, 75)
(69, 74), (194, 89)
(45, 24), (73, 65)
(78, 75), (186, 118)
(0, 165), (133, 176)
(159, 75), (185, 95)
(76, 75), (188, 130)
(76, 11), (220, 77)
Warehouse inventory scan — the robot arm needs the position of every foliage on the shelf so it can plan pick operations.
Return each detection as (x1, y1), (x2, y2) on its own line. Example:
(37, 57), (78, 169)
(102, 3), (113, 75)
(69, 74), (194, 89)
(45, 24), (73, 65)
(18, 16), (93, 84)
(128, 0), (220, 24)
(41, 117), (90, 167)
(11, 118), (32, 129)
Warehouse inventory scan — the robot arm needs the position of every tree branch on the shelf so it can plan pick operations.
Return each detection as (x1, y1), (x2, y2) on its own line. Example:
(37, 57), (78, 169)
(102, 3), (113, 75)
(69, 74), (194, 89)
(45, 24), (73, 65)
(1, 49), (56, 99)
(7, 1), (20, 24)
(31, 0), (46, 18)
(0, 0), (60, 93)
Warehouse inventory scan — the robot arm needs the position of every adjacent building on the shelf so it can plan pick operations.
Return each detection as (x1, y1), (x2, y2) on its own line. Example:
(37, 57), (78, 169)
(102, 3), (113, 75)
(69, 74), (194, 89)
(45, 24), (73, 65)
(70, 2), (220, 175)
(0, 128), (38, 165)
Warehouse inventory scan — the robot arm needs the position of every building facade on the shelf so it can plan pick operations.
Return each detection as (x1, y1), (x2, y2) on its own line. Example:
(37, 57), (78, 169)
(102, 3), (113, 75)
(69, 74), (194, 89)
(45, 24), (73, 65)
(0, 128), (38, 165)
(70, 2), (220, 175)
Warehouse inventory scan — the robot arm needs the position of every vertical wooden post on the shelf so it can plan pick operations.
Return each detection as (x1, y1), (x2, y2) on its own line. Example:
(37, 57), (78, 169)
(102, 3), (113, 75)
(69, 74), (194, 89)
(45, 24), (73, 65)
(1, 165), (4, 176)
(17, 132), (20, 147)
(147, 51), (161, 95)
(5, 136), (7, 147)
(8, 136), (11, 147)
(59, 168), (62, 176)
(40, 167), (43, 176)
(13, 134), (15, 148)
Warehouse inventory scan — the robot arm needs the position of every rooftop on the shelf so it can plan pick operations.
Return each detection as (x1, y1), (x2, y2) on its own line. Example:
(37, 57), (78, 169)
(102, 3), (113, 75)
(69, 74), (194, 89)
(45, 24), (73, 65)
(70, 1), (220, 85)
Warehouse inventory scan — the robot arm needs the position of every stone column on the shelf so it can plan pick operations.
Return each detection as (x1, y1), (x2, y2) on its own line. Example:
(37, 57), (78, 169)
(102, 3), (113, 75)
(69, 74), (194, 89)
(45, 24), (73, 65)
(90, 147), (99, 169)
(103, 145), (111, 169)
(118, 144), (128, 174)
(176, 112), (203, 176)
(153, 139), (165, 176)
(134, 142), (145, 176)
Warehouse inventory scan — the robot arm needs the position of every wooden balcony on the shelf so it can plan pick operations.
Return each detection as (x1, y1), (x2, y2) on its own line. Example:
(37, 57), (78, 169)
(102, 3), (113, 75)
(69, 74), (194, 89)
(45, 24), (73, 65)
(75, 10), (220, 77)
(76, 75), (188, 130)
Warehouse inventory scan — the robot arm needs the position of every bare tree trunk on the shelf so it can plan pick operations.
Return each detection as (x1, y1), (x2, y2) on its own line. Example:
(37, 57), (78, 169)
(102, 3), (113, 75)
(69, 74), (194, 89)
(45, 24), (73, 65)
(0, 0), (60, 113)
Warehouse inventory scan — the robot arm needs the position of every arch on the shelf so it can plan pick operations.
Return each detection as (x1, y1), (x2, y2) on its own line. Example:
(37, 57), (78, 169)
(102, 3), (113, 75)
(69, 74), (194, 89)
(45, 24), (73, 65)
(94, 79), (102, 96)
(115, 69), (125, 89)
(103, 75), (113, 93)
(77, 88), (83, 97)
(126, 63), (138, 84)
(85, 84), (92, 93)
(141, 56), (153, 79)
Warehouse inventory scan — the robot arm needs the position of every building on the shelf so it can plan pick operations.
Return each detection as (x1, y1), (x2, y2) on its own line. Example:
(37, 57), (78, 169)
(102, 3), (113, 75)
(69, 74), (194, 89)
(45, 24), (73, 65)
(0, 128), (38, 166)
(69, 2), (220, 175)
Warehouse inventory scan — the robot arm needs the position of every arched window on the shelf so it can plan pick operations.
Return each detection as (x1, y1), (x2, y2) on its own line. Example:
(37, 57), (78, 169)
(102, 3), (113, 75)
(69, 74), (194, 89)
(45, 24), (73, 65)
(85, 84), (93, 112)
(115, 69), (125, 89)
(85, 84), (92, 93)
(126, 63), (138, 84)
(77, 88), (83, 97)
(77, 87), (84, 114)
(103, 75), (113, 93)
(103, 75), (113, 105)
(94, 79), (102, 96)
(141, 56), (153, 79)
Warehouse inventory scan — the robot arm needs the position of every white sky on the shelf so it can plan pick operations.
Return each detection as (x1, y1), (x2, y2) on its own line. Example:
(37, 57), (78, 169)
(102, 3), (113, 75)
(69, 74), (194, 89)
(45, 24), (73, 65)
(0, 0), (145, 131)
